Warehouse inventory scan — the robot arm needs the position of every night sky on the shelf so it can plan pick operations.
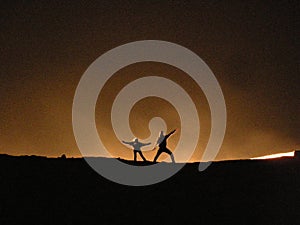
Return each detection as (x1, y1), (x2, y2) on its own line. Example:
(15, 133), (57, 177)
(0, 0), (299, 161)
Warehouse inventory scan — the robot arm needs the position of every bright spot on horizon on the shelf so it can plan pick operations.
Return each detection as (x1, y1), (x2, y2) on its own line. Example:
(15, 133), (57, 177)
(250, 151), (295, 160)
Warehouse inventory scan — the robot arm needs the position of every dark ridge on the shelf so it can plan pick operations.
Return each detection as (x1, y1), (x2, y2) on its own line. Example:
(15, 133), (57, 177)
(0, 152), (299, 225)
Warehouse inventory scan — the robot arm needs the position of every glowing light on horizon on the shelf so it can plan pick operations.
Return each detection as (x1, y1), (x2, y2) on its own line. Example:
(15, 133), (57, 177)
(250, 151), (295, 160)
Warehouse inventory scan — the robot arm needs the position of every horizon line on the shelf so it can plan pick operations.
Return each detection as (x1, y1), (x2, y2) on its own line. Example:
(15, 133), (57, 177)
(0, 150), (299, 163)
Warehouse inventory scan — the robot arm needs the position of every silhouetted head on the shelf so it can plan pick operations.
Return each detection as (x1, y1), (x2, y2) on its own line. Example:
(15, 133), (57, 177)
(159, 131), (164, 137)
(157, 131), (165, 145)
(134, 138), (138, 143)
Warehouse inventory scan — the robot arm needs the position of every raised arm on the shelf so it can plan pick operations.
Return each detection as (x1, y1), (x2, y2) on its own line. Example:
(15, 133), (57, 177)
(122, 140), (133, 145)
(141, 142), (151, 146)
(165, 129), (176, 139)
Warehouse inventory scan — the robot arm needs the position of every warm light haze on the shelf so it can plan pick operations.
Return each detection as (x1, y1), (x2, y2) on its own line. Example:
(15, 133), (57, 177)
(1, 1), (298, 162)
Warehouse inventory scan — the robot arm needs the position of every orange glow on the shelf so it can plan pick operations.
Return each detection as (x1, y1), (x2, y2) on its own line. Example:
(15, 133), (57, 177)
(250, 151), (295, 160)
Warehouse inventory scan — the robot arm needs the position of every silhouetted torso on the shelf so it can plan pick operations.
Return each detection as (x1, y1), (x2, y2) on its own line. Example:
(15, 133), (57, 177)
(158, 137), (168, 149)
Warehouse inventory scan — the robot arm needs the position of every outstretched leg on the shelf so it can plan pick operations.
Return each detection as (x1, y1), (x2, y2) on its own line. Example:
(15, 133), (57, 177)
(134, 150), (137, 162)
(138, 151), (147, 161)
(153, 149), (162, 163)
(169, 153), (175, 163)
(165, 148), (175, 163)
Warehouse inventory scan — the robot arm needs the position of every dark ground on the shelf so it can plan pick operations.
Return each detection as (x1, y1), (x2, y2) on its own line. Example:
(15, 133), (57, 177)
(0, 154), (299, 225)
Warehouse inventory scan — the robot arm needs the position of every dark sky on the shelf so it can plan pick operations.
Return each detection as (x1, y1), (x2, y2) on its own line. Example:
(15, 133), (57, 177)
(0, 0), (299, 160)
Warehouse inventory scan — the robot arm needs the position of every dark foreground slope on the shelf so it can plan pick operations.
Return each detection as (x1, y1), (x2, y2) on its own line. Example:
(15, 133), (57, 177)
(0, 155), (299, 225)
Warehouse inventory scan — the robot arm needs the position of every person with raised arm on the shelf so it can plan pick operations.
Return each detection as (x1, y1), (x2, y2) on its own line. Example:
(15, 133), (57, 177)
(153, 129), (177, 163)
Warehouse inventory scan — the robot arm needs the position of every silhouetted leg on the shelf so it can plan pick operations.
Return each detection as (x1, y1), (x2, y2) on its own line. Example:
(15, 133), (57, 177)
(134, 150), (137, 162)
(170, 153), (175, 163)
(165, 148), (175, 163)
(153, 150), (162, 162)
(138, 151), (147, 161)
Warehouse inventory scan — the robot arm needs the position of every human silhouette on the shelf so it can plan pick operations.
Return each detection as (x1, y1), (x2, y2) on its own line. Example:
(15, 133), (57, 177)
(153, 129), (177, 163)
(122, 138), (150, 162)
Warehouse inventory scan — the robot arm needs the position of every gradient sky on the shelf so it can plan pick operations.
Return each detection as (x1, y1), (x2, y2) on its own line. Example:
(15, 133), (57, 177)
(0, 0), (299, 161)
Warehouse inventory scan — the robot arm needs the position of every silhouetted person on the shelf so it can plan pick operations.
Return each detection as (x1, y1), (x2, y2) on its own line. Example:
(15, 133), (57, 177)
(122, 138), (150, 162)
(153, 129), (176, 163)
